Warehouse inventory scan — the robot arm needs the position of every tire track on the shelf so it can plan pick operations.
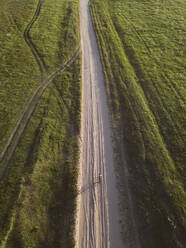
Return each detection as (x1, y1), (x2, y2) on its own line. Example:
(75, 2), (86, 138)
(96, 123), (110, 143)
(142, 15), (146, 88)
(77, 0), (123, 247)
(0, 0), (80, 180)
(0, 0), (45, 164)
(0, 47), (80, 182)
(24, 0), (48, 78)
(24, 0), (77, 129)
(0, 84), (42, 164)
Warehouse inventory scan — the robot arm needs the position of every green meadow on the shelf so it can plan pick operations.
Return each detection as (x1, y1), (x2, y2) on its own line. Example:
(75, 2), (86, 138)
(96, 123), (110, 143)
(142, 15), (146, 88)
(0, 0), (185, 246)
(90, 0), (186, 247)
(0, 0), (80, 247)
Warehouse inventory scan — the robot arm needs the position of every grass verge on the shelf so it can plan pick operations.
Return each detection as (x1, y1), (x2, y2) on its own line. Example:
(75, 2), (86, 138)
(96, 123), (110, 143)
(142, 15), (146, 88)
(90, 0), (186, 247)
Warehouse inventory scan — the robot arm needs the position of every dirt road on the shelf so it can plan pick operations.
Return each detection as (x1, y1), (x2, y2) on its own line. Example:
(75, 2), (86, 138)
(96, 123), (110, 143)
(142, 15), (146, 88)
(76, 0), (123, 247)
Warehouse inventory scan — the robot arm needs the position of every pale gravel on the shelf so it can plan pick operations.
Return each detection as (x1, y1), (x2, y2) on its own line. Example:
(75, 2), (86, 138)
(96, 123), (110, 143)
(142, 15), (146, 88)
(75, 0), (124, 247)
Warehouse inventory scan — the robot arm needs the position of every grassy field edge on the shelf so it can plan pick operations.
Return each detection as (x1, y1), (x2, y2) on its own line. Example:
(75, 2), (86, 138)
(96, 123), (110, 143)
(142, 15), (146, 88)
(90, 0), (186, 247)
(0, 0), (81, 247)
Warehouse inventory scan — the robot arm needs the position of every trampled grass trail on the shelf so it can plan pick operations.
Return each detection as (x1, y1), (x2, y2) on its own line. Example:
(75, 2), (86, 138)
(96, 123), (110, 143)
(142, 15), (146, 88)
(0, 47), (80, 182)
(0, 0), (81, 246)
(0, 0), (80, 182)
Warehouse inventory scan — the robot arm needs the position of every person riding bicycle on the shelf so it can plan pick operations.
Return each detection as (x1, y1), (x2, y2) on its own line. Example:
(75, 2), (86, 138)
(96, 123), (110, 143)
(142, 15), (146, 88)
(99, 173), (102, 182)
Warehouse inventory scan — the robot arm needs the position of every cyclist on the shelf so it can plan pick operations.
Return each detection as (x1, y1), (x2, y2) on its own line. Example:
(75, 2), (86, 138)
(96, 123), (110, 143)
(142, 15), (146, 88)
(99, 173), (102, 182)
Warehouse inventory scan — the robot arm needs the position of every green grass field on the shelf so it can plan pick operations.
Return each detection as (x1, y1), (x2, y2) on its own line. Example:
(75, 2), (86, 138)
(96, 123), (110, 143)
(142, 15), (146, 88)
(0, 0), (80, 247)
(1, 0), (185, 246)
(90, 0), (186, 247)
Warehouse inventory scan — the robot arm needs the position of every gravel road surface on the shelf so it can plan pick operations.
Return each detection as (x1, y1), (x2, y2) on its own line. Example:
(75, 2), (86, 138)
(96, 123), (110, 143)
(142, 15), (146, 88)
(76, 0), (124, 247)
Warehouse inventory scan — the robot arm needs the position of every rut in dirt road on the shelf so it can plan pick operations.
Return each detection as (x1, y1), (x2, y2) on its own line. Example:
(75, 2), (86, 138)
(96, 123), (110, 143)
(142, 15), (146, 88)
(77, 0), (123, 247)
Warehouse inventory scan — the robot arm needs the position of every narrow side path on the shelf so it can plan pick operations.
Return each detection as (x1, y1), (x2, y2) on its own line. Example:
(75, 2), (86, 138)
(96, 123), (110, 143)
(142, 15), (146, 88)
(0, 48), (80, 182)
(76, 0), (123, 247)
(24, 0), (48, 78)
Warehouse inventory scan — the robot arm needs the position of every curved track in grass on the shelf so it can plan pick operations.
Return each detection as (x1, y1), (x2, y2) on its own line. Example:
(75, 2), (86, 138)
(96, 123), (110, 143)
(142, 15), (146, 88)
(0, 0), (79, 181)
(24, 0), (48, 78)
(0, 47), (80, 182)
(0, 0), (45, 165)
(0, 0), (80, 181)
